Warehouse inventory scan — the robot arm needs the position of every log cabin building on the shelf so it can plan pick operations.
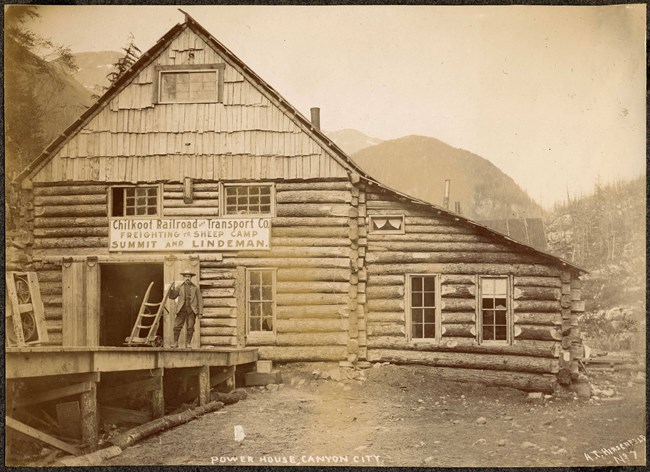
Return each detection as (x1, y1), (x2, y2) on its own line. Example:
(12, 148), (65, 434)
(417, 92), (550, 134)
(10, 13), (587, 397)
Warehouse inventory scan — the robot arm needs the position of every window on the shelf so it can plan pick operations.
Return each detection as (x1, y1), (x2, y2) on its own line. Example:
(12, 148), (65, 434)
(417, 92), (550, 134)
(111, 186), (159, 217)
(154, 64), (225, 104)
(408, 275), (438, 340)
(480, 277), (509, 342)
(247, 269), (275, 334)
(224, 184), (273, 216)
(369, 215), (404, 234)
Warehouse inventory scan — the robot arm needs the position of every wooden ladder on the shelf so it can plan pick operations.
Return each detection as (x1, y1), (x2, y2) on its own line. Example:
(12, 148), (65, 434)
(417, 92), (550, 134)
(5, 272), (49, 346)
(124, 282), (171, 347)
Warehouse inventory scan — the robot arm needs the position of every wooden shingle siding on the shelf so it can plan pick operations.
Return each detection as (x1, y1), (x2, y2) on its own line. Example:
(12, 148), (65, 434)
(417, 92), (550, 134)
(364, 187), (562, 391)
(32, 26), (346, 184)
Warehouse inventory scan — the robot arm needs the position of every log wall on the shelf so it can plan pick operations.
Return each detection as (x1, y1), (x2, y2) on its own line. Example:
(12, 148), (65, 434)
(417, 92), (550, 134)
(362, 184), (582, 391)
(31, 27), (348, 183)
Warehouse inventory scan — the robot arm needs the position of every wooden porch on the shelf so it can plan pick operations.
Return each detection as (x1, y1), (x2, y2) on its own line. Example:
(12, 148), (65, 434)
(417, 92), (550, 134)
(6, 346), (258, 457)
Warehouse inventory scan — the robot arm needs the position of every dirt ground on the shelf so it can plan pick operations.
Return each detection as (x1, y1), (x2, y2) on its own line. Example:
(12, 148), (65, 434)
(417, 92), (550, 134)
(102, 362), (646, 468)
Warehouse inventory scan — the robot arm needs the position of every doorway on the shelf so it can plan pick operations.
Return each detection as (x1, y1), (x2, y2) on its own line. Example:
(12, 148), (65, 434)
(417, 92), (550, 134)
(100, 263), (164, 346)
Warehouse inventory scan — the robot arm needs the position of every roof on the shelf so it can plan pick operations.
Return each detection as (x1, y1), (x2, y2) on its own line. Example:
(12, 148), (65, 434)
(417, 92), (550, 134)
(478, 218), (548, 251)
(13, 11), (586, 276)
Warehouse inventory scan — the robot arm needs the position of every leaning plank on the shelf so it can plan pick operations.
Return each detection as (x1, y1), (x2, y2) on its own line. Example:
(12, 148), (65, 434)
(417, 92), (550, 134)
(6, 416), (81, 456)
(365, 353), (556, 393)
(16, 382), (91, 408)
(109, 401), (225, 449)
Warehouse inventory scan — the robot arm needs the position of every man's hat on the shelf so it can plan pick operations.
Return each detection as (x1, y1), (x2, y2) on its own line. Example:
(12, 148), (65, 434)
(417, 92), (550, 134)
(180, 270), (196, 277)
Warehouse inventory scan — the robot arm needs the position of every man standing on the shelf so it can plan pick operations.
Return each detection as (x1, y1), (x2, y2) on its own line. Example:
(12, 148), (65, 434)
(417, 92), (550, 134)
(169, 270), (203, 348)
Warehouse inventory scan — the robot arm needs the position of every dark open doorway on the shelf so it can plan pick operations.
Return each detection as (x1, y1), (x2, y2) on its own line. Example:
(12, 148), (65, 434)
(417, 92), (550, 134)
(100, 263), (164, 347)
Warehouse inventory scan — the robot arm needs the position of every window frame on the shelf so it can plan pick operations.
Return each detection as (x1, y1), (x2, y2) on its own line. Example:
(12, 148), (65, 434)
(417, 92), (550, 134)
(221, 182), (276, 217)
(108, 184), (162, 219)
(153, 64), (225, 104)
(477, 275), (513, 345)
(245, 268), (277, 340)
(368, 214), (405, 235)
(405, 273), (441, 343)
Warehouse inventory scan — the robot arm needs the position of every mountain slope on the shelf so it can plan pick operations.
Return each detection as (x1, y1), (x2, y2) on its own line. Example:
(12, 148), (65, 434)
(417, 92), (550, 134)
(326, 129), (383, 155)
(5, 38), (94, 177)
(351, 135), (544, 221)
(72, 51), (121, 93)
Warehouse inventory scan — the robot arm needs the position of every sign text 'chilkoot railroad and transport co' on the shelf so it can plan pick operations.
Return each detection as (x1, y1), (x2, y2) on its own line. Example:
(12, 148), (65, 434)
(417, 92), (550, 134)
(109, 218), (271, 252)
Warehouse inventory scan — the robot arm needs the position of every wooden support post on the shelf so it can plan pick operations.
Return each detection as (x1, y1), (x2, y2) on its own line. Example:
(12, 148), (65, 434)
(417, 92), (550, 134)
(198, 365), (210, 406)
(211, 366), (236, 393)
(150, 369), (164, 419)
(80, 380), (98, 447)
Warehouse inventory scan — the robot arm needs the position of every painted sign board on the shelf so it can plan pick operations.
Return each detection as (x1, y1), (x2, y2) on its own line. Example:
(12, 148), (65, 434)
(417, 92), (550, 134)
(109, 218), (271, 252)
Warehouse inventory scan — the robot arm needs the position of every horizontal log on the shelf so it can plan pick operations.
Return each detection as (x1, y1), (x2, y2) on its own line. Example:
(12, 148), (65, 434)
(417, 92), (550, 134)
(34, 217), (109, 228)
(202, 288), (236, 298)
(368, 233), (484, 243)
(200, 327), (237, 337)
(275, 332), (347, 346)
(276, 281), (349, 294)
(276, 318), (346, 333)
(164, 182), (220, 191)
(38, 281), (61, 295)
(441, 299), (476, 312)
(199, 270), (235, 280)
(440, 274), (476, 285)
(276, 293), (348, 306)
(276, 190), (351, 204)
(366, 285), (404, 300)
(202, 307), (237, 318)
(33, 271), (62, 282)
(200, 336), (237, 346)
(514, 325), (562, 341)
(271, 237), (350, 248)
(42, 295), (63, 306)
(275, 181), (350, 191)
(366, 311), (404, 323)
(514, 312), (562, 326)
(235, 246), (350, 258)
(34, 237), (107, 249)
(441, 284), (475, 298)
(405, 225), (473, 235)
(441, 312), (475, 324)
(276, 203), (350, 218)
(368, 241), (511, 253)
(200, 279), (235, 289)
(162, 207), (220, 216)
(514, 276), (562, 288)
(441, 324), (476, 338)
(200, 318), (237, 327)
(34, 227), (109, 238)
(163, 199), (220, 208)
(367, 349), (559, 377)
(34, 194), (107, 207)
(163, 190), (220, 199)
(257, 345), (347, 361)
(219, 258), (350, 269)
(366, 252), (545, 265)
(368, 336), (560, 358)
(34, 184), (108, 196)
(277, 268), (350, 282)
(203, 298), (237, 308)
(367, 298), (404, 312)
(367, 275), (405, 286)
(367, 263), (562, 277)
(513, 300), (560, 313)
(514, 287), (561, 301)
(276, 304), (349, 319)
(271, 226), (349, 238)
(273, 216), (350, 227)
(367, 323), (405, 337)
(34, 204), (107, 217)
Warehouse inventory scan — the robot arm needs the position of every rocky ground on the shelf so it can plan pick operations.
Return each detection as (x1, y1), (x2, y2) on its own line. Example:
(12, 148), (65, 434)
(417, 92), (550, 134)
(98, 362), (646, 468)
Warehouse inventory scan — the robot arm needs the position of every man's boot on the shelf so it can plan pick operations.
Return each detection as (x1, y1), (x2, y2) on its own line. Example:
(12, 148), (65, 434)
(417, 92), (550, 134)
(172, 330), (181, 348)
(186, 330), (194, 349)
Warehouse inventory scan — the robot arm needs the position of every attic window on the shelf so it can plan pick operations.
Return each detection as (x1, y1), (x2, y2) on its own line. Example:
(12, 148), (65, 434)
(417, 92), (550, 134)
(369, 215), (405, 234)
(154, 64), (225, 104)
(111, 186), (159, 217)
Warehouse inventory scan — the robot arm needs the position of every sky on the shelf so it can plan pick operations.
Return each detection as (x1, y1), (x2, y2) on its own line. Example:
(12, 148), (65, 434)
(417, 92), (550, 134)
(26, 4), (646, 208)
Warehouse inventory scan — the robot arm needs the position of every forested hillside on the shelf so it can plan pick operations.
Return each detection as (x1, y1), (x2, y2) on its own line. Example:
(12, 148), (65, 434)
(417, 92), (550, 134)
(546, 176), (645, 352)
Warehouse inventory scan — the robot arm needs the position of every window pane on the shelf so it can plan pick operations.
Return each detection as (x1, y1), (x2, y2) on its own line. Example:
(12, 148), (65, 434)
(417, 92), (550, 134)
(494, 278), (507, 295)
(262, 316), (273, 331)
(250, 303), (260, 318)
(424, 276), (435, 292)
(411, 308), (423, 324)
(411, 292), (423, 307)
(262, 286), (273, 300)
(249, 285), (260, 301)
(249, 316), (261, 332)
(424, 308), (435, 323)
(483, 325), (494, 340)
(423, 292), (435, 307)
(424, 323), (435, 338)
(412, 323), (423, 339)
(483, 298), (494, 309)
(411, 277), (422, 291)
(495, 310), (507, 325)
(481, 278), (494, 294)
(495, 298), (507, 310)
(495, 326), (507, 340)
(483, 310), (494, 324)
